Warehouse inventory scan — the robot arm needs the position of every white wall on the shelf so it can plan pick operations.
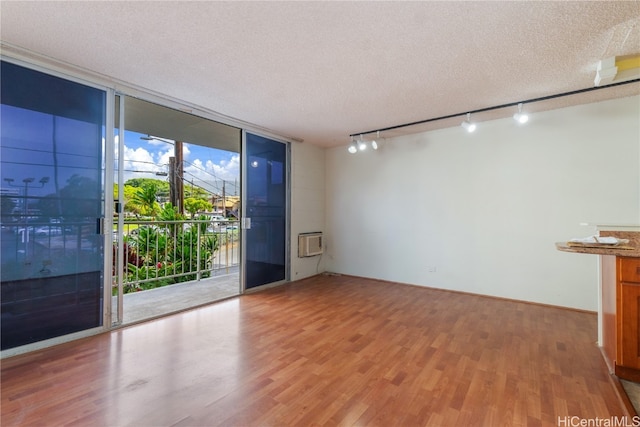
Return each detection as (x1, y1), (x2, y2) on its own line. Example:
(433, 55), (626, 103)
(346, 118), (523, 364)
(290, 142), (326, 280)
(325, 96), (640, 311)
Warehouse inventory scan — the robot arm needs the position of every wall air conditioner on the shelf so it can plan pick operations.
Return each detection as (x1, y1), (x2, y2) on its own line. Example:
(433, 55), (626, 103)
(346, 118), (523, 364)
(298, 232), (323, 257)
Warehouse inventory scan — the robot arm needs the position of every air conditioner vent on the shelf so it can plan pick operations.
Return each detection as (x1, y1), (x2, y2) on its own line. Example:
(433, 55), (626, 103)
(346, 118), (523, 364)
(298, 232), (323, 257)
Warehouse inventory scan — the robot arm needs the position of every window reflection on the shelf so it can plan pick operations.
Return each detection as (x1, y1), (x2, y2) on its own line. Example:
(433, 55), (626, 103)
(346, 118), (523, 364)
(1, 60), (105, 350)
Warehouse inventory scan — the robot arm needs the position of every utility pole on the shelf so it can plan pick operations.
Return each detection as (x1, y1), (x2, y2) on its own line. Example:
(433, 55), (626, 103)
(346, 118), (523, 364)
(142, 135), (183, 214)
(169, 157), (176, 208)
(175, 141), (184, 215)
(222, 180), (226, 218)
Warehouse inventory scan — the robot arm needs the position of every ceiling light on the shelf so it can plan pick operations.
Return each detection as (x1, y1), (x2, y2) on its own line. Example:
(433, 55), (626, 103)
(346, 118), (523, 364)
(357, 135), (367, 151)
(461, 113), (476, 133)
(513, 103), (529, 124)
(347, 137), (358, 154)
(371, 131), (380, 150)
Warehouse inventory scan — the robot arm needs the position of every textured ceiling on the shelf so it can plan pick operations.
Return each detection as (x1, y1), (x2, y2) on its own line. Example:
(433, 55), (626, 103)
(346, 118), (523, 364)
(1, 1), (639, 148)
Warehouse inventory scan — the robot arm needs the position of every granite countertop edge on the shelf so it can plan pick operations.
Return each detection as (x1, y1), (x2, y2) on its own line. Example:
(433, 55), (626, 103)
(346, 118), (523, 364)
(555, 242), (640, 258)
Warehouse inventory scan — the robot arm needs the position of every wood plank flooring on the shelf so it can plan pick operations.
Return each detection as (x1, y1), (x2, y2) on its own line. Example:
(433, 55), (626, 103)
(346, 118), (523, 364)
(1, 274), (629, 426)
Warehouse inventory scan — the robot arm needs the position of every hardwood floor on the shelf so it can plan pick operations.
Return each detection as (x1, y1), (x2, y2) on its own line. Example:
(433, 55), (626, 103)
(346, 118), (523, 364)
(1, 274), (629, 426)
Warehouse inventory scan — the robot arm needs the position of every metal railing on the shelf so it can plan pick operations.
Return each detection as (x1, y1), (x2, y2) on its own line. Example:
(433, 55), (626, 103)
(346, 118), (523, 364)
(114, 219), (239, 293)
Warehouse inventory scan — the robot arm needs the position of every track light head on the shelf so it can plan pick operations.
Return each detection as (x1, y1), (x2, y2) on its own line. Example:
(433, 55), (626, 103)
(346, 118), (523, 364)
(461, 121), (476, 132)
(347, 138), (358, 154)
(461, 113), (476, 133)
(513, 103), (529, 124)
(513, 113), (529, 124)
(357, 135), (367, 151)
(371, 131), (380, 150)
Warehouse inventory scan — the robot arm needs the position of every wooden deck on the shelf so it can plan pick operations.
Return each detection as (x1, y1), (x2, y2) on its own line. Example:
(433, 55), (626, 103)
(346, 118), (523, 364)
(1, 274), (631, 426)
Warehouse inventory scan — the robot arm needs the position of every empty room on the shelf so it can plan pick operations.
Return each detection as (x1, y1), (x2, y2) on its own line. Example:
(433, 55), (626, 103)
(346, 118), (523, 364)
(1, 2), (639, 426)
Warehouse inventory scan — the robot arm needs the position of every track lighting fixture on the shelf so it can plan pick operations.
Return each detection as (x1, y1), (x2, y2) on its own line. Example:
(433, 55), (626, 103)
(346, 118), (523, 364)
(347, 132), (385, 153)
(349, 77), (638, 140)
(460, 113), (476, 133)
(513, 103), (529, 124)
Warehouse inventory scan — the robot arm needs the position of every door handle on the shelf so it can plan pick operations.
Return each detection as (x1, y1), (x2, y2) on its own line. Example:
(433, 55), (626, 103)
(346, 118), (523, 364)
(96, 217), (105, 235)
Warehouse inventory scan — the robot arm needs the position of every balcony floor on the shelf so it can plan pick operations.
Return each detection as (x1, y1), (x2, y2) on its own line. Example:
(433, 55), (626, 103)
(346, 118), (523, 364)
(114, 267), (240, 325)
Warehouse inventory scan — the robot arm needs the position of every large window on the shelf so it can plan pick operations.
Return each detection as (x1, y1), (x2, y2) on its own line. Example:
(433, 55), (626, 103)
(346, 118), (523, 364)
(0, 61), (106, 350)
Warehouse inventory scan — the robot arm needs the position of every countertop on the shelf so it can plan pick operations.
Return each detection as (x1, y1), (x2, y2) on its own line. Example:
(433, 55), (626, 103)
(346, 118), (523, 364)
(556, 230), (640, 257)
(555, 242), (640, 257)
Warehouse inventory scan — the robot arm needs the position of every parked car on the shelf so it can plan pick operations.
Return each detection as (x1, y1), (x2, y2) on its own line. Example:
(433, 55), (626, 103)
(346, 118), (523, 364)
(209, 215), (227, 224)
(35, 226), (63, 236)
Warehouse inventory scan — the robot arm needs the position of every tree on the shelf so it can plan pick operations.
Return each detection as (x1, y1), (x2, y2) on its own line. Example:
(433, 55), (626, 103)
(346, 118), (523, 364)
(59, 175), (101, 218)
(131, 182), (160, 218)
(125, 178), (169, 192)
(184, 197), (212, 218)
(123, 185), (140, 215)
(157, 203), (185, 222)
(1, 196), (17, 222)
(184, 185), (210, 200)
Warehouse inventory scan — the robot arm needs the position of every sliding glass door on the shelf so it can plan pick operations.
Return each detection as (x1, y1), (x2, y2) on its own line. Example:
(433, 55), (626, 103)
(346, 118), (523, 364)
(243, 132), (289, 290)
(0, 60), (107, 350)
(0, 59), (291, 352)
(112, 95), (242, 325)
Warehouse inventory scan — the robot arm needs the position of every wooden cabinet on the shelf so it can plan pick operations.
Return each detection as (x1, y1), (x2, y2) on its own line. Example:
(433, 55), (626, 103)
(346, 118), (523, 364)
(615, 257), (640, 381)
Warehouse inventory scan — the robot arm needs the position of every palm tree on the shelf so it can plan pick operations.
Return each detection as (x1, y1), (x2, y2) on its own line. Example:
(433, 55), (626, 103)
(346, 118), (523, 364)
(131, 183), (159, 218)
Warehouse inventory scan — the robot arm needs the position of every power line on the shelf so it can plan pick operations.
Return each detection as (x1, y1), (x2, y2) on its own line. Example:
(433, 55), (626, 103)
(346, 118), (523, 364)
(2, 144), (97, 159)
(182, 170), (224, 195)
(183, 159), (222, 182)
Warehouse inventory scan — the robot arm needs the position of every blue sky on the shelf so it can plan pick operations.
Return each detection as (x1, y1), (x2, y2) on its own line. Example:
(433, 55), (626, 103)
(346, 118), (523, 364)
(119, 131), (240, 196)
(0, 104), (240, 200)
(1, 105), (104, 199)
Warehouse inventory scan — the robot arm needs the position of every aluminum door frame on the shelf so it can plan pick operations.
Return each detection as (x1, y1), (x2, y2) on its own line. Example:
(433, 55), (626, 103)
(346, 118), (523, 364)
(240, 130), (291, 293)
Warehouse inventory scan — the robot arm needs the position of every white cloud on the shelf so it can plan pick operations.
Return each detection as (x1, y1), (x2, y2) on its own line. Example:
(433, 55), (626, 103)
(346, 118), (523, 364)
(120, 145), (165, 182)
(124, 145), (155, 164)
(184, 154), (240, 195)
(208, 154), (240, 181)
(157, 147), (175, 168)
(118, 143), (239, 194)
(181, 145), (191, 161)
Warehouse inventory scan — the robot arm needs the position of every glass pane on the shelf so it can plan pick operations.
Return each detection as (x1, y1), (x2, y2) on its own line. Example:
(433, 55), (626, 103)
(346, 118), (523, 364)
(112, 96), (241, 325)
(245, 133), (287, 289)
(0, 61), (105, 350)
